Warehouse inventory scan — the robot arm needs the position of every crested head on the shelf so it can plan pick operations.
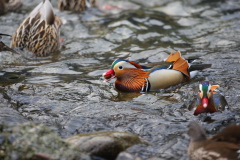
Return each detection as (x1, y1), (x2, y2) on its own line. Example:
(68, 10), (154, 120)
(198, 81), (212, 107)
(194, 81), (219, 115)
(103, 59), (150, 92)
(200, 81), (211, 97)
(199, 81), (220, 97)
(110, 59), (147, 69)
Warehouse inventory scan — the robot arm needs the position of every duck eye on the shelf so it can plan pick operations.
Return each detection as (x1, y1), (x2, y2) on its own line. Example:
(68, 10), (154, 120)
(118, 66), (123, 69)
(209, 90), (211, 92)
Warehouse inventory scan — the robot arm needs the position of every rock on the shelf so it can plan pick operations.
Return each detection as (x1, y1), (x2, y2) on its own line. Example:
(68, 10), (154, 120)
(0, 122), (90, 160)
(116, 152), (143, 160)
(115, 152), (165, 160)
(65, 131), (148, 160)
(0, 107), (28, 124)
(146, 157), (166, 160)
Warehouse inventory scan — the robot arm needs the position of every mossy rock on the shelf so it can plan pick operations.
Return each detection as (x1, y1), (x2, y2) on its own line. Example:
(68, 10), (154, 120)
(0, 122), (90, 160)
(65, 131), (148, 159)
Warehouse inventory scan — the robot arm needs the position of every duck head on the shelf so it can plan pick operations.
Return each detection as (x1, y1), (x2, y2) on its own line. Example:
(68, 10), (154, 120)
(194, 81), (219, 115)
(103, 59), (148, 82)
(103, 59), (150, 92)
(198, 81), (212, 108)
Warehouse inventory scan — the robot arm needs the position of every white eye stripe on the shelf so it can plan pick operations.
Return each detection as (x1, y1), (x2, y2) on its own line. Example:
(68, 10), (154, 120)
(208, 85), (212, 92)
(199, 84), (202, 91)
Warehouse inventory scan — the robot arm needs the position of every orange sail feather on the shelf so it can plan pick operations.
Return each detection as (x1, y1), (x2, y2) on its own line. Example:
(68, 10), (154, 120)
(165, 51), (190, 79)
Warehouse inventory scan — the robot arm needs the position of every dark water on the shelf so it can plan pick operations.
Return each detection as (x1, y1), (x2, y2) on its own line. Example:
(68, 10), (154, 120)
(0, 0), (240, 159)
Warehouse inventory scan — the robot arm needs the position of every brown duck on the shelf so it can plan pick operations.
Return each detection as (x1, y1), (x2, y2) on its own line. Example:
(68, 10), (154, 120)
(0, 0), (22, 15)
(10, 0), (62, 57)
(188, 121), (240, 160)
(58, 0), (97, 12)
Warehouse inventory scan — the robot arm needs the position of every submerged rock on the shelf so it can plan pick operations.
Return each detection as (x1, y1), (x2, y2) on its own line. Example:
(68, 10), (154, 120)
(66, 131), (148, 160)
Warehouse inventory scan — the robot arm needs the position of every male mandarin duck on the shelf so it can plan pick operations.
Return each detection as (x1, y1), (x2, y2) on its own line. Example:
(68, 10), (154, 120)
(102, 51), (200, 92)
(189, 81), (229, 116)
(58, 0), (97, 12)
(0, 0), (22, 15)
(188, 121), (240, 160)
(10, 0), (62, 57)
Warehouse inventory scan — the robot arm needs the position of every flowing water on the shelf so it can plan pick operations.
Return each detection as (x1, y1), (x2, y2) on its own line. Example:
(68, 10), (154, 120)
(0, 0), (240, 159)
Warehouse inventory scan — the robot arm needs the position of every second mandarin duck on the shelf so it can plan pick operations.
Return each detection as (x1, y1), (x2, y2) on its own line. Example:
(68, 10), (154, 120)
(10, 0), (62, 57)
(189, 81), (229, 116)
(58, 0), (97, 12)
(102, 51), (199, 92)
(188, 121), (240, 160)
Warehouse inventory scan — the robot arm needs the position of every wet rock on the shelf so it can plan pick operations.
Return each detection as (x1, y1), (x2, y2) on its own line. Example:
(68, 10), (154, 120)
(65, 131), (147, 160)
(0, 107), (28, 124)
(0, 122), (90, 160)
(0, 89), (28, 124)
(116, 152), (165, 160)
(116, 152), (142, 160)
(146, 158), (165, 160)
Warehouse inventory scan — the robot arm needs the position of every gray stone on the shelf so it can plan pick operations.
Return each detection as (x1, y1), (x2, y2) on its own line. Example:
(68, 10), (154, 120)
(66, 131), (148, 159)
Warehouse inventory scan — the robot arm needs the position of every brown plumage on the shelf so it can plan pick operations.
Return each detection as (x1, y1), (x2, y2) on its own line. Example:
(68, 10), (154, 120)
(10, 0), (62, 57)
(188, 121), (240, 160)
(58, 0), (97, 12)
(0, 0), (22, 14)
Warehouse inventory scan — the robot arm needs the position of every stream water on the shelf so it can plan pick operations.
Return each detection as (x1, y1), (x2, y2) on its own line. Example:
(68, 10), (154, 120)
(0, 0), (240, 159)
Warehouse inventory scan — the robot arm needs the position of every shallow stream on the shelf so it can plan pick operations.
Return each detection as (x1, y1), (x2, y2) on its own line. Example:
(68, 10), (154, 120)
(0, 0), (240, 159)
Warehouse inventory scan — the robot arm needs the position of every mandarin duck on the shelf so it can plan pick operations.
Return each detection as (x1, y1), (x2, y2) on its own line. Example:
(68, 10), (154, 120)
(10, 0), (62, 57)
(189, 81), (229, 116)
(58, 0), (97, 12)
(188, 121), (240, 160)
(102, 51), (203, 92)
(0, 0), (22, 15)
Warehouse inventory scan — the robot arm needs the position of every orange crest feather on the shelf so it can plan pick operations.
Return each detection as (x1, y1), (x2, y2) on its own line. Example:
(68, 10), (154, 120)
(115, 69), (149, 92)
(211, 85), (219, 94)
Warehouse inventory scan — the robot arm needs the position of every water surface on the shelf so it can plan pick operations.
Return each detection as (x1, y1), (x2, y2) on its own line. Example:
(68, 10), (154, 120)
(0, 0), (240, 159)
